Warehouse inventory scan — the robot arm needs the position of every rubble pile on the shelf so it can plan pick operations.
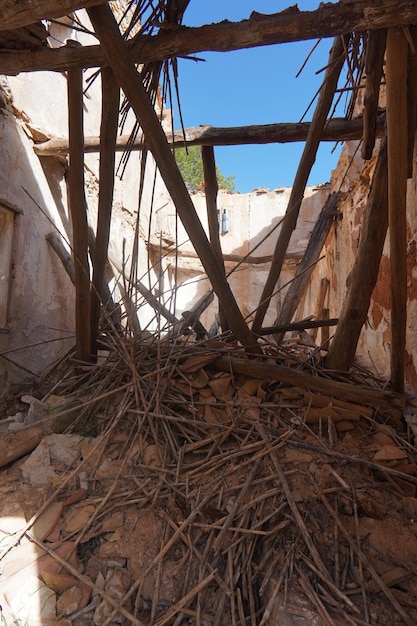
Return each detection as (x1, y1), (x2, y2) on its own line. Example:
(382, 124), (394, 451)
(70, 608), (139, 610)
(1, 335), (417, 625)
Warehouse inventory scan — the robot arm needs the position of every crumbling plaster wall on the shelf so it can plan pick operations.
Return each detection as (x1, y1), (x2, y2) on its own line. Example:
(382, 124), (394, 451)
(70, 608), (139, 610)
(0, 13), (161, 389)
(149, 185), (329, 330)
(301, 137), (417, 388)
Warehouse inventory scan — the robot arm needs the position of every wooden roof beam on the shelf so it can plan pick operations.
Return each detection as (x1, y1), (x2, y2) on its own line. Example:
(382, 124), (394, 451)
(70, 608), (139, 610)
(34, 115), (386, 156)
(1, 0), (107, 32)
(2, 1), (417, 75)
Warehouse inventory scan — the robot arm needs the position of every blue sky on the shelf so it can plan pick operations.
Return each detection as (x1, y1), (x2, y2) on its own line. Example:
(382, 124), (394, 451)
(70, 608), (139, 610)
(171, 1), (345, 193)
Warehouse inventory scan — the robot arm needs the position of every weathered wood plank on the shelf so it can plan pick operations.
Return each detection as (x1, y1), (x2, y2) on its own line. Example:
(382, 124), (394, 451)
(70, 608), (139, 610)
(361, 29), (386, 160)
(33, 115), (385, 156)
(252, 36), (346, 334)
(0, 0), (107, 31)
(386, 27), (408, 393)
(274, 192), (338, 342)
(86, 4), (258, 351)
(67, 63), (91, 363)
(90, 66), (119, 357)
(3, 1), (417, 74)
(325, 136), (388, 371)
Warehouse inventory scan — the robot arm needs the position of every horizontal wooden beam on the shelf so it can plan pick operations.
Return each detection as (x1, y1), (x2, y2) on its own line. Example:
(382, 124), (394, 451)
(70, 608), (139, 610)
(34, 114), (385, 156)
(0, 0), (107, 32)
(2, 1), (417, 75)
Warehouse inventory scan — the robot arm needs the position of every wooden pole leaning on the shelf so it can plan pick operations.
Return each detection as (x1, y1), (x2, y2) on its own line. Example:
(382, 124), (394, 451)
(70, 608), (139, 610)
(87, 4), (258, 351)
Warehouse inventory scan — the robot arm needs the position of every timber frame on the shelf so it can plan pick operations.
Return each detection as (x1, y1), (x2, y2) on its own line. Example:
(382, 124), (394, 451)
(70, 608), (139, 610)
(1, 0), (416, 392)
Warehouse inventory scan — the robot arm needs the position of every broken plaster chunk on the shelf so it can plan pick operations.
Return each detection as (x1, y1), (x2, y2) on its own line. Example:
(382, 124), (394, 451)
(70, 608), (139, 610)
(21, 394), (45, 424)
(93, 569), (132, 625)
(21, 438), (57, 487)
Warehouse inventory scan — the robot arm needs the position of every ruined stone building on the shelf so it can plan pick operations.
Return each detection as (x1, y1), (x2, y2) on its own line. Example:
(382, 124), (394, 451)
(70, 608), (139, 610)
(2, 2), (417, 625)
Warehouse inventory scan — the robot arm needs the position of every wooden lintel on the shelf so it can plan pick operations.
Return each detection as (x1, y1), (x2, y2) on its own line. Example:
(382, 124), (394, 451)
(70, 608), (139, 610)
(87, 4), (259, 351)
(0, 0), (107, 32)
(2, 1), (417, 74)
(34, 115), (385, 156)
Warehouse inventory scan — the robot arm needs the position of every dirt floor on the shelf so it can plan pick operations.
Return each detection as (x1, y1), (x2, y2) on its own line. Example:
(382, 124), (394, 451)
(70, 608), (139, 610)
(1, 333), (417, 625)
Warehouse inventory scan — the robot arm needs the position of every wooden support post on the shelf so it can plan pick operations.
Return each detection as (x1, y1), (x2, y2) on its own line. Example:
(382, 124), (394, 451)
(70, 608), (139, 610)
(274, 192), (338, 342)
(386, 27), (408, 393)
(201, 145), (229, 332)
(326, 137), (388, 371)
(361, 29), (386, 160)
(48, 230), (121, 332)
(67, 63), (91, 363)
(252, 36), (346, 334)
(407, 26), (417, 179)
(87, 4), (258, 351)
(90, 66), (120, 357)
(311, 278), (330, 342)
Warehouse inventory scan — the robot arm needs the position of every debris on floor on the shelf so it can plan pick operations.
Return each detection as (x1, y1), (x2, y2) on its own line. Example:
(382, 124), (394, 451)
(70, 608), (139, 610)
(1, 334), (417, 625)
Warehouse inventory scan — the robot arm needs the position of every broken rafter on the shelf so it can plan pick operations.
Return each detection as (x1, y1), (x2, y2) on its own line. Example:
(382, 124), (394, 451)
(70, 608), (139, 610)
(252, 36), (346, 334)
(213, 355), (405, 412)
(3, 1), (417, 75)
(86, 4), (259, 351)
(326, 136), (388, 371)
(33, 115), (386, 156)
(274, 192), (339, 342)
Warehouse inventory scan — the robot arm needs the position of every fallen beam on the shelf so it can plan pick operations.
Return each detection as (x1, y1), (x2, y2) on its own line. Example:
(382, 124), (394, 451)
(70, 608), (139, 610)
(33, 115), (386, 156)
(2, 1), (417, 74)
(325, 137), (388, 371)
(252, 36), (346, 334)
(214, 355), (405, 412)
(274, 192), (339, 342)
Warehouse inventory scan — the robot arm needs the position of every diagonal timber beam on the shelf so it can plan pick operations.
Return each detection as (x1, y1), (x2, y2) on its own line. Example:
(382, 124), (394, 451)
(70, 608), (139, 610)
(2, 1), (417, 74)
(1, 0), (107, 31)
(252, 36), (346, 334)
(325, 136), (388, 372)
(86, 4), (258, 350)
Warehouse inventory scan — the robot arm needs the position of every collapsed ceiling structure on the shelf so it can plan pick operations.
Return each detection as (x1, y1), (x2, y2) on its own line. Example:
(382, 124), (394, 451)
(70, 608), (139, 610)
(1, 0), (416, 392)
(4, 3), (417, 625)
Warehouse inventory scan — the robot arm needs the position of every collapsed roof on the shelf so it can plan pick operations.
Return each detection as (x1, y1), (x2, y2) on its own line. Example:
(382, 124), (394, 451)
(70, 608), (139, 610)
(1, 0), (416, 392)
